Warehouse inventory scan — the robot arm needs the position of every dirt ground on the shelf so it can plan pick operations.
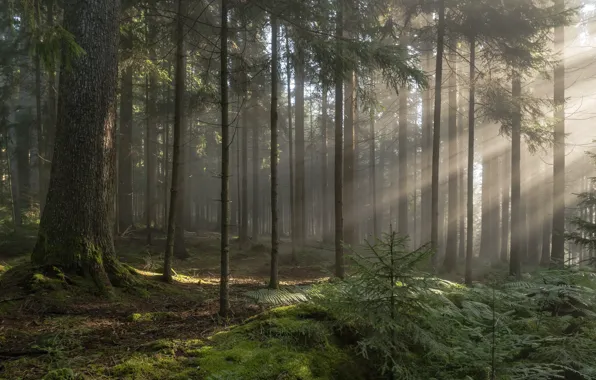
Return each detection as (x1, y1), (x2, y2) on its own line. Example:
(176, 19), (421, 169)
(0, 231), (335, 379)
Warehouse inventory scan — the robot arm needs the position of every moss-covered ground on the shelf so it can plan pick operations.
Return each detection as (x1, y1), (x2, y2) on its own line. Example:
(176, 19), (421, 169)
(0, 230), (345, 380)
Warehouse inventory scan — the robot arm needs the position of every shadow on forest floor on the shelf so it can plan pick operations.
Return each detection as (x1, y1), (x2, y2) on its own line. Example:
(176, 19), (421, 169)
(0, 229), (338, 379)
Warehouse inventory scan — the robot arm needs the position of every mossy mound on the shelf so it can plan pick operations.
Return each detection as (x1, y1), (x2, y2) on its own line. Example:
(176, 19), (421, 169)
(107, 305), (368, 380)
(196, 304), (367, 380)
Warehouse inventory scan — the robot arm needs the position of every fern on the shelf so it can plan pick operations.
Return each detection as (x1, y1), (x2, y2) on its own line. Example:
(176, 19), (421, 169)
(244, 286), (310, 306)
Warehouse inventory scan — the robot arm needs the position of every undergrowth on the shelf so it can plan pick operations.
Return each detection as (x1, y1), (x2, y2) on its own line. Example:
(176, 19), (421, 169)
(244, 232), (596, 380)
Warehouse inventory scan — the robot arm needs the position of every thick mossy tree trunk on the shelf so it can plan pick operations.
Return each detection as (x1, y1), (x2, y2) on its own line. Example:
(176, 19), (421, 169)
(31, 0), (133, 290)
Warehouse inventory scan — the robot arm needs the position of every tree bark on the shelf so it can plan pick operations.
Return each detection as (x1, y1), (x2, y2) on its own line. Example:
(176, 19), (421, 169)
(465, 37), (475, 286)
(509, 72), (522, 278)
(421, 47), (432, 244)
(146, 8), (158, 244)
(552, 0), (566, 266)
(295, 50), (306, 248)
(285, 29), (296, 259)
(431, 0), (445, 269)
(173, 0), (188, 259)
(500, 148), (510, 262)
(321, 85), (331, 243)
(32, 0), (132, 291)
(219, 0), (230, 315)
(164, 0), (188, 282)
(444, 41), (458, 272)
(251, 94), (259, 244)
(398, 40), (409, 238)
(269, 15), (279, 289)
(334, 0), (344, 279)
(118, 28), (134, 233)
(240, 67), (249, 245)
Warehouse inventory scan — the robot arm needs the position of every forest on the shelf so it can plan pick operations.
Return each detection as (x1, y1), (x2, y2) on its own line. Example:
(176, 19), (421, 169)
(2, 0), (596, 378)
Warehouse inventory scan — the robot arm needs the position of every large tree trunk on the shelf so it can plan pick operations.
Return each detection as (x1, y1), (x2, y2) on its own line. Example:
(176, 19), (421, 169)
(240, 67), (249, 245)
(334, 0), (344, 278)
(118, 28), (134, 233)
(31, 0), (132, 290)
(269, 15), (279, 289)
(431, 0), (445, 269)
(509, 72), (522, 278)
(444, 41), (458, 272)
(164, 0), (188, 281)
(219, 0), (230, 315)
(552, 0), (565, 266)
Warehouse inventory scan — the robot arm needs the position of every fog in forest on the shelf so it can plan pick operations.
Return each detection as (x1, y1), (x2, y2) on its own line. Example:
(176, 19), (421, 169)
(2, 0), (596, 379)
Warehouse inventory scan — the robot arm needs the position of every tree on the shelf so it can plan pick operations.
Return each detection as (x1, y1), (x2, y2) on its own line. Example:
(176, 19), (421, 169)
(431, 0), (446, 269)
(269, 14), (279, 289)
(118, 23), (134, 233)
(31, 0), (133, 290)
(443, 38), (458, 273)
(334, 0), (344, 279)
(465, 36), (475, 286)
(164, 0), (187, 282)
(509, 72), (522, 278)
(219, 0), (230, 316)
(552, 0), (566, 267)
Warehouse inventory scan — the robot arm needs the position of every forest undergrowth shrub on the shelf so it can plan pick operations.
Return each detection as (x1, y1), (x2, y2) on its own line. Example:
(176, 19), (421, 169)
(292, 233), (596, 380)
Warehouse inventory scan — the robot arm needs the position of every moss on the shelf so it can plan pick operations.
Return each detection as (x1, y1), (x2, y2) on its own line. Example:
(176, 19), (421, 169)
(42, 368), (81, 380)
(130, 311), (181, 322)
(197, 305), (367, 380)
(111, 353), (201, 380)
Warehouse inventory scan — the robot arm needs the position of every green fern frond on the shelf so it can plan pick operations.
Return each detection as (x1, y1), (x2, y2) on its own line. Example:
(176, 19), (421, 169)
(244, 287), (310, 306)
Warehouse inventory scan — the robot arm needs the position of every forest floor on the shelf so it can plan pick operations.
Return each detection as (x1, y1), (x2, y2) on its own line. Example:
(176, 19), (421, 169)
(0, 228), (348, 379)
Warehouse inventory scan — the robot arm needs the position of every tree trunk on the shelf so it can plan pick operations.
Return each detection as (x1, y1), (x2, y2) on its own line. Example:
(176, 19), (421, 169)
(219, 0), (230, 315)
(251, 94), (259, 244)
(321, 85), (331, 243)
(370, 111), (379, 238)
(431, 0), (445, 269)
(164, 0), (188, 282)
(295, 50), (306, 249)
(344, 61), (356, 244)
(541, 161), (552, 265)
(509, 72), (522, 278)
(500, 148), (510, 262)
(146, 10), (158, 244)
(334, 1), (344, 278)
(31, 0), (132, 290)
(465, 36), (475, 286)
(552, 0), (565, 266)
(118, 28), (134, 233)
(444, 41), (458, 272)
(398, 50), (409, 238)
(269, 15), (279, 289)
(40, 0), (56, 215)
(173, 0), (188, 259)
(421, 47), (432, 244)
(240, 67), (249, 245)
(285, 29), (296, 259)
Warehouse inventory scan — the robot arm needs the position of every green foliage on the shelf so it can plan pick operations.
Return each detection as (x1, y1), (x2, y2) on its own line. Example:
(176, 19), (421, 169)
(567, 156), (596, 257)
(41, 368), (80, 380)
(303, 232), (596, 379)
(244, 286), (310, 306)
